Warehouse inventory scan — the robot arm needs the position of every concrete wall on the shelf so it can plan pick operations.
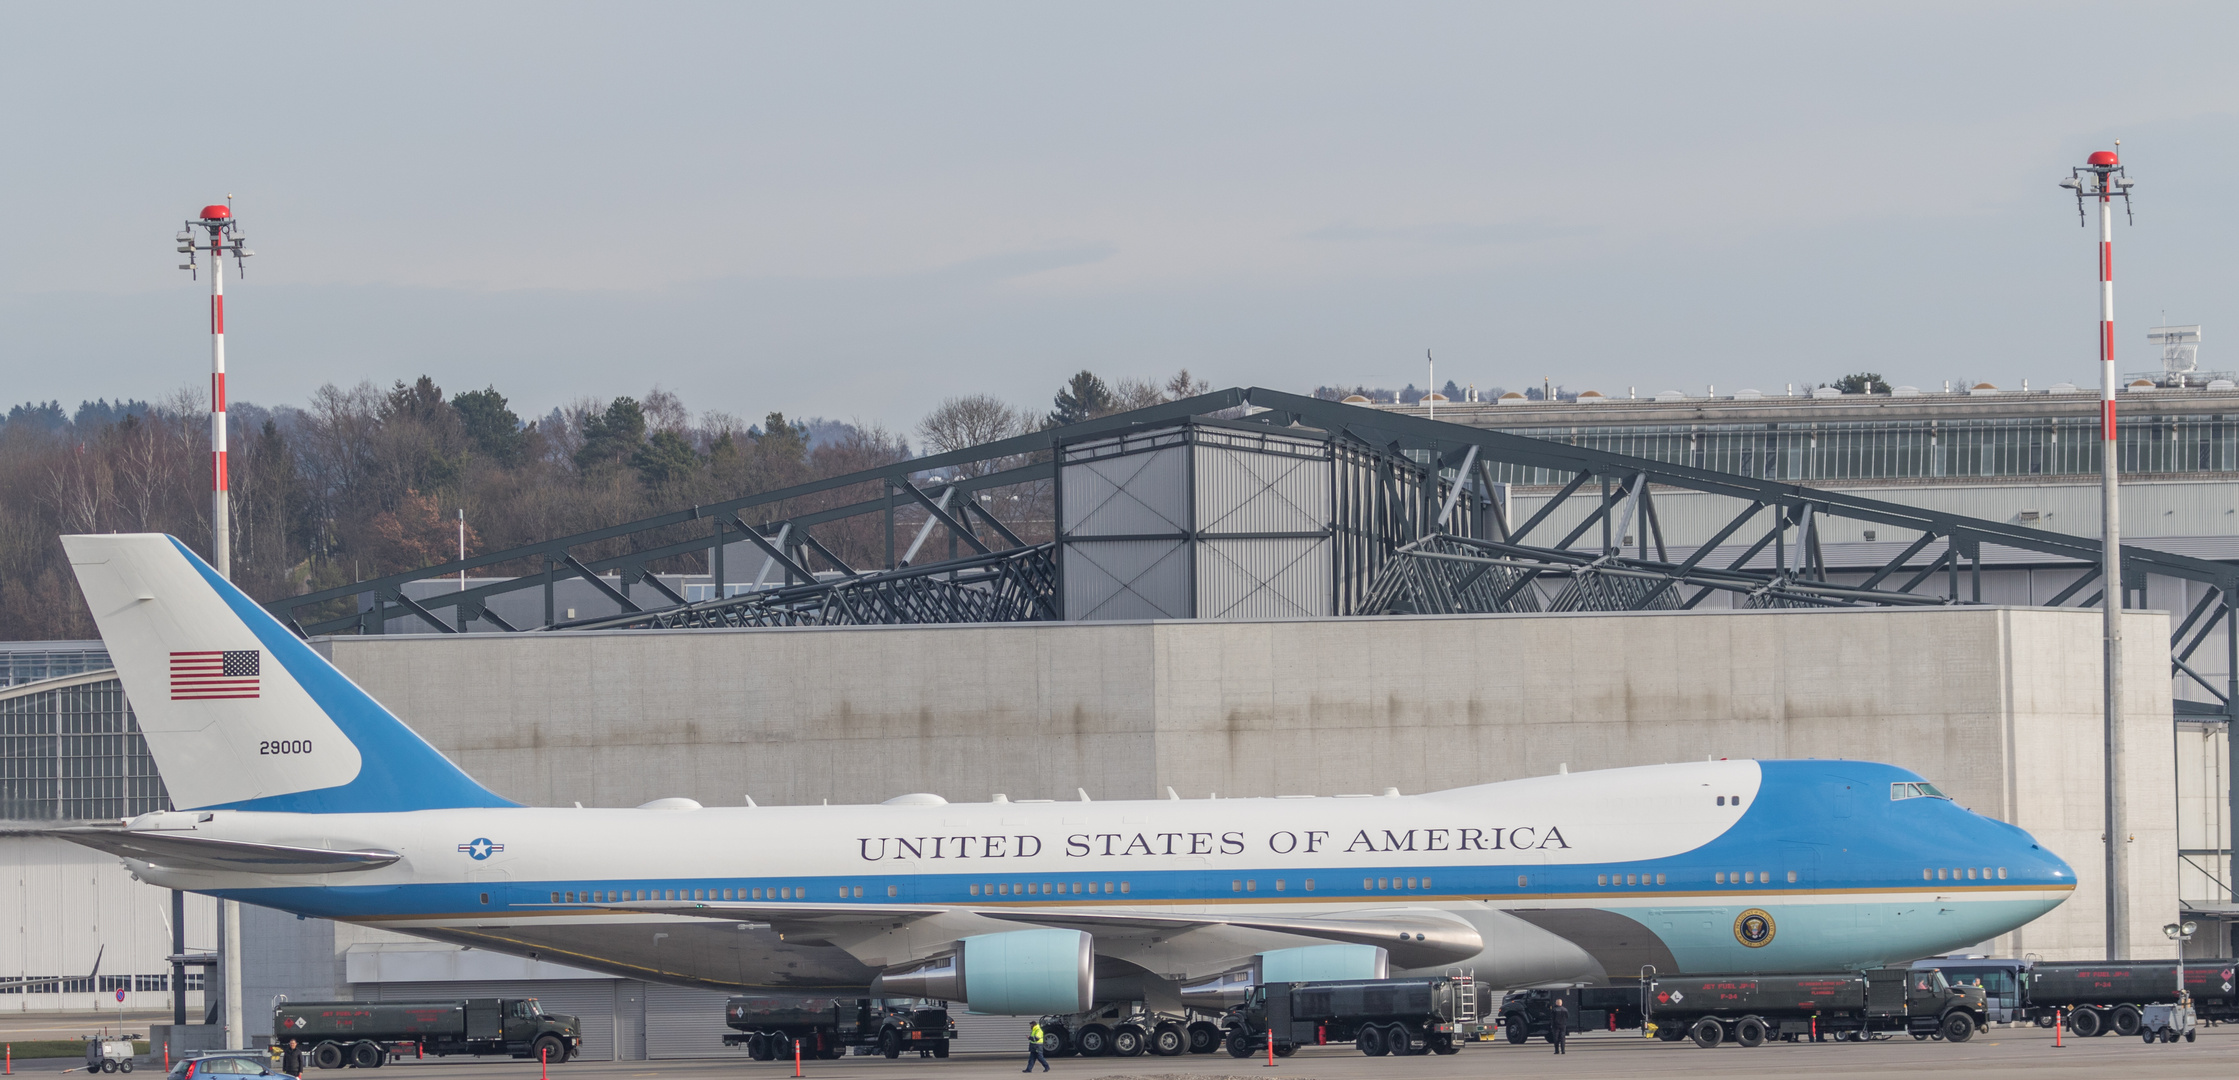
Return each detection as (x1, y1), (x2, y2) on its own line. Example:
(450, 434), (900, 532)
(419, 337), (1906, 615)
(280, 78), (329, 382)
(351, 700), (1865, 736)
(320, 605), (2175, 961)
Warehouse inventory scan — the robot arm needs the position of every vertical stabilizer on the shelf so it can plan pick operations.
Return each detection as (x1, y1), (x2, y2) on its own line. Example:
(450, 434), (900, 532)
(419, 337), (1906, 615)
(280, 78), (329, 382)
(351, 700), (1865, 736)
(63, 534), (514, 813)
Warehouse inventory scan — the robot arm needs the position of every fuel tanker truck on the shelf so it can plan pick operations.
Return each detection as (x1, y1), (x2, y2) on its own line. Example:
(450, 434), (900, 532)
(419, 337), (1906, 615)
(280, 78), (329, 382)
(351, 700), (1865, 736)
(1645, 968), (1985, 1047)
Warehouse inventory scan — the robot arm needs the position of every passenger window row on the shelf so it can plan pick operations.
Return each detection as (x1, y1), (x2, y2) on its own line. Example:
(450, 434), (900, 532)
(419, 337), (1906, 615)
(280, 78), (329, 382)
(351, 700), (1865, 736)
(1925, 867), (2006, 881)
(969, 882), (1130, 896)
(547, 884), (900, 904)
(1596, 873), (1668, 886)
(1361, 877), (1430, 891)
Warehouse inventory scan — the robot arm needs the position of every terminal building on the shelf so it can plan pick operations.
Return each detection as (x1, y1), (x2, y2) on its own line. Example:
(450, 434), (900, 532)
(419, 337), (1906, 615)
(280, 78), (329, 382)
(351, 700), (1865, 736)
(1, 381), (2233, 1054)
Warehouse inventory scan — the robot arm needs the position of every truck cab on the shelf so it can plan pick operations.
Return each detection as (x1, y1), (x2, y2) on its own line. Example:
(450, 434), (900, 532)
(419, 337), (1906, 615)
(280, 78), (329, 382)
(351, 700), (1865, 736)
(478, 999), (581, 1060)
(1898, 970), (1988, 1037)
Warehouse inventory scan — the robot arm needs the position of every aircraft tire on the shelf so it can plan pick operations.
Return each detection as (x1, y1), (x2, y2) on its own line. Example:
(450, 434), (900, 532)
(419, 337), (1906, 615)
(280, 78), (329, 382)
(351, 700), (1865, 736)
(1075, 1023), (1111, 1057)
(1111, 1025), (1145, 1058)
(1150, 1022), (1186, 1056)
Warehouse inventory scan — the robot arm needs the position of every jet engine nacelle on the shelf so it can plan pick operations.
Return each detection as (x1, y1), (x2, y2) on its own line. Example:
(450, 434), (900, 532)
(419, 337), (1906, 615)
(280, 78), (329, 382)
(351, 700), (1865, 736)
(873, 929), (1094, 1015)
(1178, 944), (1390, 1010)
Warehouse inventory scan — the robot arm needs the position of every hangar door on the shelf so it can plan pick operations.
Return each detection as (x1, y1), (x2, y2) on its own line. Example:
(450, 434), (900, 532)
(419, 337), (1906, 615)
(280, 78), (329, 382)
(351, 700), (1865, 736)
(644, 984), (733, 1058)
(366, 980), (620, 1061)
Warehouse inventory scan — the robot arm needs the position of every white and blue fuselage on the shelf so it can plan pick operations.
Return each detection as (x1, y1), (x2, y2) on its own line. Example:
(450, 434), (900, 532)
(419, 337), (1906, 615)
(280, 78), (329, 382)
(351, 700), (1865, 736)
(59, 534), (2074, 999)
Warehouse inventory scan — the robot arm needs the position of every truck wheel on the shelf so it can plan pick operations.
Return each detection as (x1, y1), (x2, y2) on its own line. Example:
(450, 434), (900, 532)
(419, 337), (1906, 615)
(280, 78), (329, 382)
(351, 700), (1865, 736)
(1690, 1018), (1723, 1049)
(2034, 1013), (2057, 1028)
(932, 1041), (949, 1058)
(1150, 1022), (1186, 1056)
(1385, 1023), (1418, 1056)
(1075, 1023), (1110, 1057)
(878, 1029), (901, 1059)
(1734, 1017), (1766, 1048)
(314, 1043), (346, 1070)
(530, 1036), (566, 1067)
(1431, 1035), (1459, 1055)
(1274, 1042), (1297, 1058)
(1110, 1025), (1145, 1058)
(2186, 1029), (2197, 1043)
(1187, 1021), (1222, 1054)
(1504, 1017), (1528, 1044)
(1225, 1030), (1252, 1058)
(2069, 1008), (2103, 1038)
(2111, 1005), (2140, 1037)
(1357, 1024), (1387, 1056)
(119, 1062), (133, 1074)
(1940, 1013), (1974, 1044)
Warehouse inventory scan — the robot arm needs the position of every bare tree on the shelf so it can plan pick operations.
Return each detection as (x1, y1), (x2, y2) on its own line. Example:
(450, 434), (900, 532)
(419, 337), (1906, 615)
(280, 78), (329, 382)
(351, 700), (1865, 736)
(1107, 377), (1167, 413)
(641, 387), (690, 434)
(918, 395), (1029, 475)
(1164, 369), (1211, 399)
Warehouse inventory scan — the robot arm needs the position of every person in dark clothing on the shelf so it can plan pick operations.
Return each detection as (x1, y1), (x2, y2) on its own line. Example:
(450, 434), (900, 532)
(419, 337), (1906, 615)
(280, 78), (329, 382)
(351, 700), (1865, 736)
(281, 1040), (305, 1077)
(1549, 998), (1569, 1054)
(1022, 1020), (1049, 1072)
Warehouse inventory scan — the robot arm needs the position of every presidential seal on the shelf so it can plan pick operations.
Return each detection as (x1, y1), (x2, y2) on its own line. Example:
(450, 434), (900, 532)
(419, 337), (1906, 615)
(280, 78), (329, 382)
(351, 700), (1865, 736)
(1734, 908), (1776, 948)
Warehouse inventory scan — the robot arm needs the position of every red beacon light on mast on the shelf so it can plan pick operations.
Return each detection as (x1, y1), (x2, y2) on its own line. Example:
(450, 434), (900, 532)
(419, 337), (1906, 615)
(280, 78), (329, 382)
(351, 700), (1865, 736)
(176, 198), (253, 280)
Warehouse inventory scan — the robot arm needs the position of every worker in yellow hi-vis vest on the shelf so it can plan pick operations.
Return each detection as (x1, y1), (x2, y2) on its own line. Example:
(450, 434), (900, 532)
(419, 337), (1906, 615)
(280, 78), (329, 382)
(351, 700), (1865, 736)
(1024, 1020), (1051, 1072)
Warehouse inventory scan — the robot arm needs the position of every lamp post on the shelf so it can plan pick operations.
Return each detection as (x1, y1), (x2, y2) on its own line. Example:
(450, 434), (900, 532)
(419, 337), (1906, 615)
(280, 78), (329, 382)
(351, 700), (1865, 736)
(173, 201), (251, 1049)
(2062, 148), (2134, 958)
(2164, 920), (2198, 1000)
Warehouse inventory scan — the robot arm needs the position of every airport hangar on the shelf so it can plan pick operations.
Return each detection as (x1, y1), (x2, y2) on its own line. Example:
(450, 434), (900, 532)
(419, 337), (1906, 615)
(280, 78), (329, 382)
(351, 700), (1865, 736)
(1, 386), (2231, 1057)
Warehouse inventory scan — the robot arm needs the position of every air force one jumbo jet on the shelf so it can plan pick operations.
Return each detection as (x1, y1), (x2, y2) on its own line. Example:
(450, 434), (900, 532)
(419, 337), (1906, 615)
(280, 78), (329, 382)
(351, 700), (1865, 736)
(56, 534), (2073, 1014)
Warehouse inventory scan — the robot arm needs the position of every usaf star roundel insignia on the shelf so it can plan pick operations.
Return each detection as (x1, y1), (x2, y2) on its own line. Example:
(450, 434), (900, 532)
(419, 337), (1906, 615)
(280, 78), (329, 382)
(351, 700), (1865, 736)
(1734, 908), (1776, 948)
(458, 838), (504, 860)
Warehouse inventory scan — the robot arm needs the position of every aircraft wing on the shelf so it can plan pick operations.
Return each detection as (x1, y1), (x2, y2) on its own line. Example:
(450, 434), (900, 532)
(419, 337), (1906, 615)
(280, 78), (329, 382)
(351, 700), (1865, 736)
(617, 900), (1481, 967)
(603, 900), (942, 934)
(975, 907), (1484, 968)
(43, 828), (401, 875)
(0, 946), (101, 992)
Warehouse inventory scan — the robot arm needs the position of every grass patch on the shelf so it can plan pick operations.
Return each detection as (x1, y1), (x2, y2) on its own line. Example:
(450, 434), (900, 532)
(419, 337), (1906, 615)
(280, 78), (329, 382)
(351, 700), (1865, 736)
(4, 1041), (152, 1060)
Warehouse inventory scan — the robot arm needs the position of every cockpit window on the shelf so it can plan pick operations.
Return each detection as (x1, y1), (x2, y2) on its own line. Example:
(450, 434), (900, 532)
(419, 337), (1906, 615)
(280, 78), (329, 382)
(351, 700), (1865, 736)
(1891, 782), (1950, 801)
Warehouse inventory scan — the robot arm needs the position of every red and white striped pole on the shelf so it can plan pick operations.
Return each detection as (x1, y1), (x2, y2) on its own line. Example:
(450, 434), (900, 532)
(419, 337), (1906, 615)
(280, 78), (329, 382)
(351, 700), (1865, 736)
(175, 199), (250, 1048)
(201, 203), (232, 580)
(2064, 145), (2133, 959)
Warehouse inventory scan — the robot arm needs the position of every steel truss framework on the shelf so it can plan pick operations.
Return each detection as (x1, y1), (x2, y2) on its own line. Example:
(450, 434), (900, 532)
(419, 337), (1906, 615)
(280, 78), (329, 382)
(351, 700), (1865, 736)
(270, 386), (2239, 730)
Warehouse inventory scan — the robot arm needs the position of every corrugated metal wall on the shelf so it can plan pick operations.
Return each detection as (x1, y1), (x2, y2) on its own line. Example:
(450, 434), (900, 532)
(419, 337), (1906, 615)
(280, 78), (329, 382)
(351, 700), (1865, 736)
(1061, 423), (1344, 622)
(644, 984), (732, 1058)
(0, 836), (212, 1011)
(951, 1012), (1037, 1053)
(1063, 541), (1192, 620)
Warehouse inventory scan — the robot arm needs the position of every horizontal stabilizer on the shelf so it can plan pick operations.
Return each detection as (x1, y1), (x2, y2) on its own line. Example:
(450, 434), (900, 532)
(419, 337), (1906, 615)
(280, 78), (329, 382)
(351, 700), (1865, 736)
(46, 828), (400, 875)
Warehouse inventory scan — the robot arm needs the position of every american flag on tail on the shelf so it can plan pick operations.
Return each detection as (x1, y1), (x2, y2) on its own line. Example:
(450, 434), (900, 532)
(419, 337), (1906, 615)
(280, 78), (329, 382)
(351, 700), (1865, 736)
(170, 650), (261, 700)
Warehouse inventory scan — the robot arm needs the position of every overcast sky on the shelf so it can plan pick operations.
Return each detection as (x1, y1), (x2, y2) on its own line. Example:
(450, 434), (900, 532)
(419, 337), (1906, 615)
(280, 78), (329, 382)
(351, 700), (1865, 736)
(6, 1), (2237, 431)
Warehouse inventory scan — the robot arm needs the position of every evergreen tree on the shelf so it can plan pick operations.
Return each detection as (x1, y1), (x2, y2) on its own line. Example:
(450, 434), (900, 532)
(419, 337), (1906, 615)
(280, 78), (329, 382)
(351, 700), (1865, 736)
(452, 385), (527, 465)
(575, 397), (647, 472)
(1048, 371), (1112, 426)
